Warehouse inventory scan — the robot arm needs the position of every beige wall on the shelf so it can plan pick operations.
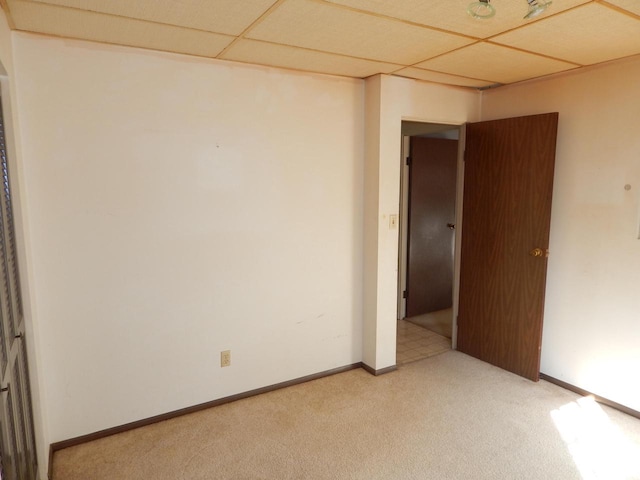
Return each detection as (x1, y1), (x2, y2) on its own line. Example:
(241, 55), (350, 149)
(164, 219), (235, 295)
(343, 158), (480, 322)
(363, 75), (481, 369)
(12, 32), (365, 444)
(482, 56), (640, 411)
(5, 20), (640, 478)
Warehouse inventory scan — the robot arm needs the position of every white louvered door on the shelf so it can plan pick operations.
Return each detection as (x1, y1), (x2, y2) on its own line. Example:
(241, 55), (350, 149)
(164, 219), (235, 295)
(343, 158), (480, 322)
(0, 97), (37, 480)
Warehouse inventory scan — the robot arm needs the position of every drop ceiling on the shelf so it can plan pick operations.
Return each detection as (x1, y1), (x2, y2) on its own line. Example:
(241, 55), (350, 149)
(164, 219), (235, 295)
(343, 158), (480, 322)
(2, 0), (640, 89)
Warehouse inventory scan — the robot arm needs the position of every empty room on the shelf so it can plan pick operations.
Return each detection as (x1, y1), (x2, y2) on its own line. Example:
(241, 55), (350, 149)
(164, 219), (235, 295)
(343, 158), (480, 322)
(0, 1), (639, 479)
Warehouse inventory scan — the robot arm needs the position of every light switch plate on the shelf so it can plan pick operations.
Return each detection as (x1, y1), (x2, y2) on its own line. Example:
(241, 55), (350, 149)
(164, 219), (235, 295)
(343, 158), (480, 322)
(221, 350), (231, 367)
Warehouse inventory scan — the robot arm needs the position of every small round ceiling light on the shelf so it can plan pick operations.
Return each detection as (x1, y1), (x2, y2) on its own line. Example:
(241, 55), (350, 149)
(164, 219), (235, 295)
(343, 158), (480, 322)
(524, 0), (552, 19)
(468, 0), (496, 19)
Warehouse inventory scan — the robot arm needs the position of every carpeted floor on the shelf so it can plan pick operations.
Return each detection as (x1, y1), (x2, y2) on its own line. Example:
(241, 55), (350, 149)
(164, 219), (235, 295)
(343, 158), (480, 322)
(53, 351), (640, 479)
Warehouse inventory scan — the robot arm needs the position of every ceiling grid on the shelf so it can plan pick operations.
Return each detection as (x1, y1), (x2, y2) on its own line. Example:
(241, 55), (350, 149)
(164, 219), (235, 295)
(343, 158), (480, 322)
(1, 0), (639, 89)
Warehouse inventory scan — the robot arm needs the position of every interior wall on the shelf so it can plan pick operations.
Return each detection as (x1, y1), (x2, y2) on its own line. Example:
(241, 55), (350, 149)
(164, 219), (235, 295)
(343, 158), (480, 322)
(482, 56), (640, 411)
(12, 32), (365, 443)
(0, 11), (49, 480)
(363, 75), (480, 369)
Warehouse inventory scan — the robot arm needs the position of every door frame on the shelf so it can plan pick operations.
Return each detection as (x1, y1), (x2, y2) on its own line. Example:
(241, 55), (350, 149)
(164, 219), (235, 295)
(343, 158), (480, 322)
(397, 122), (466, 350)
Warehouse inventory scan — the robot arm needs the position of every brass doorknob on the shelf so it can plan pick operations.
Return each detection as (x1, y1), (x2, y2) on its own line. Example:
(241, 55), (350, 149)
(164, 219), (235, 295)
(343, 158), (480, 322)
(529, 248), (548, 257)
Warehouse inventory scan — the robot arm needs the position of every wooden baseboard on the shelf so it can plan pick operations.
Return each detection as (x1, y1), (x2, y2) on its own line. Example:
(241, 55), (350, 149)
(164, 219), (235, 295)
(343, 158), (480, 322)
(48, 443), (54, 480)
(362, 363), (397, 376)
(48, 362), (363, 477)
(540, 373), (640, 420)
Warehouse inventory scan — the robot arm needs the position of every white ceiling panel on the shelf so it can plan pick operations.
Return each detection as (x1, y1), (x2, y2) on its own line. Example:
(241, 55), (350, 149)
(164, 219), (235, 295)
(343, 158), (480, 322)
(323, 0), (592, 38)
(221, 39), (402, 78)
(492, 3), (640, 65)
(27, 0), (275, 35)
(603, 0), (640, 17)
(417, 42), (578, 84)
(8, 0), (234, 57)
(393, 67), (496, 88)
(246, 0), (474, 65)
(4, 0), (640, 88)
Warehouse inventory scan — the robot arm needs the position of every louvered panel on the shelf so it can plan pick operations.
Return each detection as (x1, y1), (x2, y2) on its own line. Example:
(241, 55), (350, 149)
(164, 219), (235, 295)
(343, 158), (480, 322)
(0, 104), (12, 376)
(0, 408), (18, 480)
(0, 401), (12, 480)
(0, 392), (17, 480)
(0, 104), (16, 346)
(0, 97), (37, 479)
(0, 100), (23, 329)
(17, 343), (36, 479)
(0, 284), (7, 376)
(0, 99), (14, 480)
(0, 200), (15, 346)
(10, 362), (30, 480)
(10, 369), (25, 480)
(0, 200), (14, 344)
(1, 155), (22, 320)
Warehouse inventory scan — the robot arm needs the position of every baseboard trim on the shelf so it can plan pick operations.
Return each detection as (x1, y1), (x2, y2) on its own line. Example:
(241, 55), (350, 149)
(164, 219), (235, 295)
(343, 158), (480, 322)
(362, 363), (397, 376)
(48, 443), (54, 480)
(540, 373), (640, 420)
(48, 362), (363, 476)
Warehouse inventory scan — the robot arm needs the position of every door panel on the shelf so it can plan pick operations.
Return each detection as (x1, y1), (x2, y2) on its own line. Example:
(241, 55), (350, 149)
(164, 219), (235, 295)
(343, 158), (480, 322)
(457, 113), (558, 381)
(0, 97), (37, 479)
(406, 137), (458, 317)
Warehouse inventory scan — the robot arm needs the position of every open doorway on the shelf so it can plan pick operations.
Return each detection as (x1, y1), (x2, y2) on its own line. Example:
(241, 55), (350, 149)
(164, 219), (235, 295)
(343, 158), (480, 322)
(396, 121), (463, 366)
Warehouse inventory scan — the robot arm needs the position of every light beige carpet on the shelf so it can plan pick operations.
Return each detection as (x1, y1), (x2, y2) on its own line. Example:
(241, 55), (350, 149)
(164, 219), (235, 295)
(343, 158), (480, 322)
(406, 308), (453, 338)
(53, 351), (640, 479)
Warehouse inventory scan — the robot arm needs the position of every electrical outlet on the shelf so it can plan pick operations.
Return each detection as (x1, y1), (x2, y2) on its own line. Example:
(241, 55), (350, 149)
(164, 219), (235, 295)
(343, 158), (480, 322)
(220, 350), (231, 367)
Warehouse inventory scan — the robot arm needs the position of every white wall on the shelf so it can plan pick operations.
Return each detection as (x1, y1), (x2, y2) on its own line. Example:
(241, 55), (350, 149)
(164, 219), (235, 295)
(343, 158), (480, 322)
(482, 56), (640, 411)
(12, 33), (364, 443)
(11, 24), (639, 476)
(363, 75), (481, 369)
(0, 12), (50, 480)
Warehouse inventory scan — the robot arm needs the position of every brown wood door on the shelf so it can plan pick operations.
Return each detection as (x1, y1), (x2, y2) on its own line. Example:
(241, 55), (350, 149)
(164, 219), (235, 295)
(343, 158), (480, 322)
(406, 137), (458, 317)
(457, 113), (558, 381)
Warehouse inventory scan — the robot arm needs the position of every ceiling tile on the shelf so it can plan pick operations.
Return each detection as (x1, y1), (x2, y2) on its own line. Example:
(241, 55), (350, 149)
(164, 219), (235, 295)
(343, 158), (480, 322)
(393, 67), (496, 88)
(417, 42), (578, 84)
(603, 0), (640, 17)
(246, 0), (474, 65)
(492, 3), (640, 65)
(323, 0), (592, 38)
(26, 0), (275, 35)
(8, 0), (234, 57)
(221, 39), (402, 78)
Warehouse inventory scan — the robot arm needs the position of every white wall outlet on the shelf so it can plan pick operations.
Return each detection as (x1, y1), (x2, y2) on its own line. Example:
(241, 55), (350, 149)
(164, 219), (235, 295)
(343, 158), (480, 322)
(220, 350), (231, 367)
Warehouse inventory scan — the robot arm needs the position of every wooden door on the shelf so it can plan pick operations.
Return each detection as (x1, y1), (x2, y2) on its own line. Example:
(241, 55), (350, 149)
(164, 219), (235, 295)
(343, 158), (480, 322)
(457, 113), (558, 381)
(406, 137), (458, 317)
